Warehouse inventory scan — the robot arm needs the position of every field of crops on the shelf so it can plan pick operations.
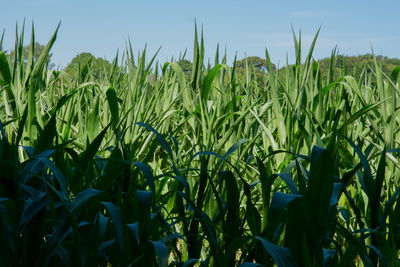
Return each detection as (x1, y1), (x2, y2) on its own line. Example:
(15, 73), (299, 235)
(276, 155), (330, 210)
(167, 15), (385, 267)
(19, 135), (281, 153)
(1, 25), (400, 266)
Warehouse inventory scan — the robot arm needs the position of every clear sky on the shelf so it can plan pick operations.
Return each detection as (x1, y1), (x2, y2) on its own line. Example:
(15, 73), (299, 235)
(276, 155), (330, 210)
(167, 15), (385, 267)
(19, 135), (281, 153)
(1, 0), (399, 68)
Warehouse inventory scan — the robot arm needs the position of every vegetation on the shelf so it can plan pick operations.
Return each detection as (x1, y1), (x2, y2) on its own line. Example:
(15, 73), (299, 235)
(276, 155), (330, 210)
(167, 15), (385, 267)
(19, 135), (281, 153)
(234, 56), (275, 85)
(317, 53), (400, 77)
(1, 23), (400, 266)
(311, 53), (400, 83)
(5, 41), (55, 69)
(64, 52), (114, 81)
(180, 53), (400, 88)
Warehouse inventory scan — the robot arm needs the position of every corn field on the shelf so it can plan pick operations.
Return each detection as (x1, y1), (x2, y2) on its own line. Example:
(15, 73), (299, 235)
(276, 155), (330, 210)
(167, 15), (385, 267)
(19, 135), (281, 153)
(1, 24), (400, 266)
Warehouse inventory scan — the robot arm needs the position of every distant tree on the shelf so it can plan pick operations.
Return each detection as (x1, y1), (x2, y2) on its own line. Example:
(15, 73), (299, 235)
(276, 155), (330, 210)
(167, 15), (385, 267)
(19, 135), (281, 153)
(176, 59), (193, 81)
(314, 54), (400, 81)
(234, 56), (276, 84)
(177, 59), (192, 74)
(236, 56), (275, 73)
(64, 52), (112, 81)
(8, 42), (54, 69)
(276, 54), (400, 83)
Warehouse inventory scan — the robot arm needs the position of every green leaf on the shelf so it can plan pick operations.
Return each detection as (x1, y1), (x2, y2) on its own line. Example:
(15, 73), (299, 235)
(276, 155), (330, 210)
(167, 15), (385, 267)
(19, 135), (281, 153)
(266, 192), (302, 242)
(34, 113), (57, 155)
(27, 23), (60, 140)
(87, 95), (100, 142)
(372, 148), (386, 226)
(343, 136), (374, 199)
(16, 105), (29, 145)
(277, 173), (299, 195)
(219, 170), (239, 211)
(100, 201), (124, 251)
(133, 162), (155, 195)
(21, 149), (55, 183)
(222, 138), (249, 160)
(32, 22), (57, 78)
(338, 100), (385, 133)
(306, 146), (335, 239)
(70, 188), (101, 217)
(127, 222), (139, 244)
(36, 157), (67, 197)
(201, 64), (222, 101)
(150, 239), (169, 267)
(255, 236), (298, 267)
(0, 52), (11, 85)
(106, 87), (120, 129)
(19, 192), (48, 232)
(170, 62), (193, 113)
(136, 122), (178, 174)
(266, 48), (286, 146)
(390, 66), (400, 82)
(79, 124), (110, 171)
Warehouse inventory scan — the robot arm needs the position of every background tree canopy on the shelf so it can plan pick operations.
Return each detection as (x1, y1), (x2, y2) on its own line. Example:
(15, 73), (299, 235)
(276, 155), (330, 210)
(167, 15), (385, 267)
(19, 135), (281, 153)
(64, 52), (113, 81)
(5, 42), (398, 84)
(235, 56), (276, 73)
(316, 53), (400, 78)
(235, 56), (276, 84)
(177, 56), (275, 85)
(7, 42), (54, 69)
(177, 59), (192, 74)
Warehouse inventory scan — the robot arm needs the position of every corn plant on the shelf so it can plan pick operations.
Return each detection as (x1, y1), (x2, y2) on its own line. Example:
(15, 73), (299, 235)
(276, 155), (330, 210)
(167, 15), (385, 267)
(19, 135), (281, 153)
(1, 23), (400, 266)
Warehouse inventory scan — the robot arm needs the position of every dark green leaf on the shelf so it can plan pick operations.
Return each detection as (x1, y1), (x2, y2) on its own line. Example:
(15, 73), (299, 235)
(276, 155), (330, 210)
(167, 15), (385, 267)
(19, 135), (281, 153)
(255, 236), (297, 267)
(100, 201), (124, 251)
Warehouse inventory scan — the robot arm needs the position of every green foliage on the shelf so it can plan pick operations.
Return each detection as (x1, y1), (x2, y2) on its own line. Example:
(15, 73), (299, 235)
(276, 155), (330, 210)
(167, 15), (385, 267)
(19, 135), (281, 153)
(64, 52), (113, 81)
(177, 58), (192, 73)
(236, 56), (275, 82)
(1, 24), (400, 266)
(311, 53), (400, 80)
(236, 56), (273, 72)
(8, 41), (55, 69)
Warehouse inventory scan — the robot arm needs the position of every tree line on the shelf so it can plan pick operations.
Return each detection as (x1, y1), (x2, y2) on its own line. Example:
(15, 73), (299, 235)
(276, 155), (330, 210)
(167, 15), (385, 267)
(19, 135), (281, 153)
(4, 42), (400, 82)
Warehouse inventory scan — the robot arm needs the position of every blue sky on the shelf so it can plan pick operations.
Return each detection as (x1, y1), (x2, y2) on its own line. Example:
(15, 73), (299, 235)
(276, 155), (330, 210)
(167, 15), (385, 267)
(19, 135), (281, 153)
(1, 0), (399, 68)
